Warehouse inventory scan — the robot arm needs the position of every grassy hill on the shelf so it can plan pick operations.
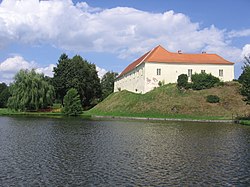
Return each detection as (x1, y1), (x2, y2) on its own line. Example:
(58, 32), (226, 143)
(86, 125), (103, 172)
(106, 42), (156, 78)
(87, 82), (250, 120)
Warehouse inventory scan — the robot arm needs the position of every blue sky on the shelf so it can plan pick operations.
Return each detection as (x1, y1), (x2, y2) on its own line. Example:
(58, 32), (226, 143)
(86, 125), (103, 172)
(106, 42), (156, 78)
(0, 0), (250, 83)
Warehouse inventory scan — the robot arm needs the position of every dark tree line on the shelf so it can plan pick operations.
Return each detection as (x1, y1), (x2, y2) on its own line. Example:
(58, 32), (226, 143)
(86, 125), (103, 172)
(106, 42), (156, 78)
(0, 83), (10, 108)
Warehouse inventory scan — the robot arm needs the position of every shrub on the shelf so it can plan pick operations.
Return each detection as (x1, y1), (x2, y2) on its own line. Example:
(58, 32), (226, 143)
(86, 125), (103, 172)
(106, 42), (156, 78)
(177, 74), (188, 89)
(206, 95), (220, 103)
(191, 72), (220, 90)
(63, 88), (83, 116)
(158, 80), (165, 87)
(215, 81), (225, 87)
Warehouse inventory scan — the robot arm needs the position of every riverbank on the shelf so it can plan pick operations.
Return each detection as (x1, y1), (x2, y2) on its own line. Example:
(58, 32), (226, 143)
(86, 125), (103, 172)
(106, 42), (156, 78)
(91, 115), (235, 123)
(0, 108), (239, 124)
(1, 107), (249, 125)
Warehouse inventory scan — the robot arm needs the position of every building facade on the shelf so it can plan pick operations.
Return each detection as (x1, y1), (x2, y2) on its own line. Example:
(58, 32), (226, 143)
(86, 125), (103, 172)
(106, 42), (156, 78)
(114, 45), (234, 94)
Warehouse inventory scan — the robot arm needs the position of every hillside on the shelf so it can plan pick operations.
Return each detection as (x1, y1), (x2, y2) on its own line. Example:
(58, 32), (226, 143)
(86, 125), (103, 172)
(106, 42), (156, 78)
(88, 82), (250, 120)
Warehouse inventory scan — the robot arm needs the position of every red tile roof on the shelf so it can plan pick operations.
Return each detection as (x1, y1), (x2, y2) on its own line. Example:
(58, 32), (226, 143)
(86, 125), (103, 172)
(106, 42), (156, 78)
(118, 45), (234, 78)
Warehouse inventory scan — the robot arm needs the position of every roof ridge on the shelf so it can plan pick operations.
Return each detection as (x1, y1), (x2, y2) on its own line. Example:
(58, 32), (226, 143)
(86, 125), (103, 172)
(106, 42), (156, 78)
(135, 46), (158, 67)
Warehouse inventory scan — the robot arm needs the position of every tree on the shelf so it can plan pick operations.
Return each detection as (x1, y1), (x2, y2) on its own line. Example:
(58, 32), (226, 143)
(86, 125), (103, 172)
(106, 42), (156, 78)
(62, 88), (83, 116)
(53, 54), (102, 108)
(7, 69), (55, 111)
(53, 53), (70, 106)
(101, 71), (118, 100)
(0, 83), (10, 108)
(239, 55), (250, 104)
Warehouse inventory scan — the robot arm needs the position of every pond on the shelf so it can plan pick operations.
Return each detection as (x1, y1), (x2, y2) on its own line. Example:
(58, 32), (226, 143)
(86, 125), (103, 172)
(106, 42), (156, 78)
(0, 116), (249, 186)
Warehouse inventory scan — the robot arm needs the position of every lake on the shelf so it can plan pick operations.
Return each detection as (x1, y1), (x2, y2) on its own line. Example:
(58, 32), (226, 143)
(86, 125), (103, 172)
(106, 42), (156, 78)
(0, 116), (249, 186)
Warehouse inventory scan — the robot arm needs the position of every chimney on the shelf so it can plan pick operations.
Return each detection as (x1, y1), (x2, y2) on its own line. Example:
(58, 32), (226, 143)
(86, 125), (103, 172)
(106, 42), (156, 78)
(178, 50), (182, 54)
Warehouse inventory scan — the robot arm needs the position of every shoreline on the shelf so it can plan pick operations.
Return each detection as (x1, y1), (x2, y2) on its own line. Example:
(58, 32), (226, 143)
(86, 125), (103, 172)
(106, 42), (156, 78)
(0, 109), (246, 124)
(92, 115), (236, 123)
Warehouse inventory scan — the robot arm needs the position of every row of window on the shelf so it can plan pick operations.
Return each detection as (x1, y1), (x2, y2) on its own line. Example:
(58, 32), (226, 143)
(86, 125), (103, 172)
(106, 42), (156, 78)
(156, 68), (224, 77)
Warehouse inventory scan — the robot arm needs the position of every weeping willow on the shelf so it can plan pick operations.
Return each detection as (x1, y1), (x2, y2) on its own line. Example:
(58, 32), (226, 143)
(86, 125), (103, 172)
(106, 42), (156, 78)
(7, 69), (55, 111)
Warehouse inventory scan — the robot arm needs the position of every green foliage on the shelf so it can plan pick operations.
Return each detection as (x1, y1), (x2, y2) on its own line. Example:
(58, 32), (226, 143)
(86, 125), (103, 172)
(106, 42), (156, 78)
(206, 95), (220, 103)
(101, 71), (118, 100)
(0, 82), (8, 92)
(238, 56), (250, 104)
(0, 83), (10, 108)
(7, 69), (55, 111)
(191, 72), (220, 90)
(63, 88), (83, 116)
(52, 54), (70, 106)
(53, 54), (101, 107)
(239, 120), (250, 126)
(177, 74), (188, 89)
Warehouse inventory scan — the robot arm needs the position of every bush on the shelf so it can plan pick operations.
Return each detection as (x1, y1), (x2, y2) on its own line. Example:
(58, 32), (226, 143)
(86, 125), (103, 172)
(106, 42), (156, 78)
(63, 88), (83, 116)
(191, 72), (220, 90)
(177, 74), (188, 89)
(158, 80), (165, 87)
(206, 95), (220, 103)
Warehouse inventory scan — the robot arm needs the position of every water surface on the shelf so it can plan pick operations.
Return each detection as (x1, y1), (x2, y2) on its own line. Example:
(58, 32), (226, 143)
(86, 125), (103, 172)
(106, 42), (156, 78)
(0, 116), (249, 186)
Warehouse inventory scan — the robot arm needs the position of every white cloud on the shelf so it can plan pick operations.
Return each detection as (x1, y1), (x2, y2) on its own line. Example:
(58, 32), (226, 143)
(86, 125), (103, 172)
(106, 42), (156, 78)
(96, 66), (107, 79)
(228, 29), (250, 38)
(0, 56), (37, 83)
(0, 0), (249, 64)
(0, 55), (53, 83)
(0, 56), (36, 72)
(241, 44), (250, 58)
(36, 64), (56, 77)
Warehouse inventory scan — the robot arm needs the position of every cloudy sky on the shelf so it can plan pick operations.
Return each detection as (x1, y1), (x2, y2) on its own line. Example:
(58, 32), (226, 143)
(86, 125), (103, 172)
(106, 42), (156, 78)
(0, 0), (250, 83)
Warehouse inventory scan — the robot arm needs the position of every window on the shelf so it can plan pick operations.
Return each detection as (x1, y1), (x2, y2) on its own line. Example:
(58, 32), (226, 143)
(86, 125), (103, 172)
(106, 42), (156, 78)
(157, 68), (161, 75)
(219, 69), (223, 77)
(201, 70), (205, 73)
(188, 69), (192, 77)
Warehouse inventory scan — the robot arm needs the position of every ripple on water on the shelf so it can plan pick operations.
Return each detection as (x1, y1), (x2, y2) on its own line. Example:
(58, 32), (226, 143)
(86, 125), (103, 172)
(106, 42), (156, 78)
(0, 117), (250, 186)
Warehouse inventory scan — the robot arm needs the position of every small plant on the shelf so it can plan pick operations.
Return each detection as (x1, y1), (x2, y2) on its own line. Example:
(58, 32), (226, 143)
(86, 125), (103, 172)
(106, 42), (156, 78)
(206, 95), (220, 103)
(63, 88), (83, 116)
(158, 80), (165, 87)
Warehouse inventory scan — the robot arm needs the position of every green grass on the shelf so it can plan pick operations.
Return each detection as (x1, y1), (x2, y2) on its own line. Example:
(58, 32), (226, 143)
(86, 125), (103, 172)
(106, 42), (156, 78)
(0, 108), (63, 116)
(239, 120), (250, 126)
(0, 108), (92, 119)
(88, 82), (250, 120)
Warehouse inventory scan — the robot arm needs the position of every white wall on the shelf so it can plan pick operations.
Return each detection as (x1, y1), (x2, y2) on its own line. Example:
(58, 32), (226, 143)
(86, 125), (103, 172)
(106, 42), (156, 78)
(114, 64), (145, 93)
(144, 62), (234, 93)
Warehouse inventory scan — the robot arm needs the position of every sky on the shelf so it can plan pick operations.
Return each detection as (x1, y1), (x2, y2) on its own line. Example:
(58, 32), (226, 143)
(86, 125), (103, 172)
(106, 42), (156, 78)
(0, 0), (250, 84)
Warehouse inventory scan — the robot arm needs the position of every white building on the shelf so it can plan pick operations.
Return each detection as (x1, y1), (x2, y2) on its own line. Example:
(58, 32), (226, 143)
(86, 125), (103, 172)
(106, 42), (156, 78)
(114, 45), (234, 94)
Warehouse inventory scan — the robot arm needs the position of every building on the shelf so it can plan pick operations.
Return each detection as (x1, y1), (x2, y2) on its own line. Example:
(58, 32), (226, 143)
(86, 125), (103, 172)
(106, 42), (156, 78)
(114, 45), (234, 93)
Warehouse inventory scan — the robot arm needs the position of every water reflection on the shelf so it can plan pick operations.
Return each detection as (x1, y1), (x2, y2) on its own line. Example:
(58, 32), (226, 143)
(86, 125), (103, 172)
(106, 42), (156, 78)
(0, 117), (249, 186)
